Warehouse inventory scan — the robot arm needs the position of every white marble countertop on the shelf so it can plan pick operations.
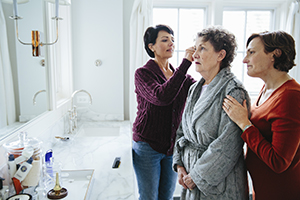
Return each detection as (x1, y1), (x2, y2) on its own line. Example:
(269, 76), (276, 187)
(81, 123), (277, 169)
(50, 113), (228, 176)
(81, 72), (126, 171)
(43, 121), (135, 200)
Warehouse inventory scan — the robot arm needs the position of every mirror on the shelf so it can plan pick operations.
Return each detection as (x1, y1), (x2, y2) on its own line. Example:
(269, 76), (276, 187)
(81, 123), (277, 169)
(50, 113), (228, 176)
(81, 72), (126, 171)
(0, 0), (49, 140)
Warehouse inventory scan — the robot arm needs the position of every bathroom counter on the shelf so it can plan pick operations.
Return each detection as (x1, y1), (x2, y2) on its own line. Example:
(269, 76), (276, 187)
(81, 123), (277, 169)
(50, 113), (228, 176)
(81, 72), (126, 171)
(45, 121), (135, 200)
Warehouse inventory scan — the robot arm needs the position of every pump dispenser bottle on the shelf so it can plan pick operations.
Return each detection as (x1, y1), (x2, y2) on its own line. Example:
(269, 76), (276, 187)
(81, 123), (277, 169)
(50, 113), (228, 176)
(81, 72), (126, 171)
(8, 154), (17, 178)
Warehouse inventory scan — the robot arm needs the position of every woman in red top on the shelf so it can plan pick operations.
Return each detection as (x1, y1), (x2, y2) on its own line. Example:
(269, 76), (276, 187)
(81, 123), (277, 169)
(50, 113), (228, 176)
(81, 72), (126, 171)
(223, 31), (300, 200)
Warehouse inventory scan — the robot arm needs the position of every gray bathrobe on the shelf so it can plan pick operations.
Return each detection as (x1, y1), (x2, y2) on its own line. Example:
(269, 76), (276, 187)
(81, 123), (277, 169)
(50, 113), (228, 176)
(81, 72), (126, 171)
(173, 67), (250, 200)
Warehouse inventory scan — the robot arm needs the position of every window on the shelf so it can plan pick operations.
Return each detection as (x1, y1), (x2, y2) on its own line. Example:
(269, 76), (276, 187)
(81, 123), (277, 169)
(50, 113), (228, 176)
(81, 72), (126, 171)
(153, 7), (206, 80)
(223, 9), (274, 101)
(153, 5), (275, 102)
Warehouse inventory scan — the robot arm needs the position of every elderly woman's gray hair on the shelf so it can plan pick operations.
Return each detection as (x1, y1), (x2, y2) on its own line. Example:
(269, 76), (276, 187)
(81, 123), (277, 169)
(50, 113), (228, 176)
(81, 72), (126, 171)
(197, 26), (237, 70)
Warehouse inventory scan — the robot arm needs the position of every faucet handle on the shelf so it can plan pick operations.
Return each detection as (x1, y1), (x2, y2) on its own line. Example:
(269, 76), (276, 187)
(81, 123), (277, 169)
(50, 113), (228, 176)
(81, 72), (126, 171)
(68, 109), (73, 117)
(72, 105), (77, 117)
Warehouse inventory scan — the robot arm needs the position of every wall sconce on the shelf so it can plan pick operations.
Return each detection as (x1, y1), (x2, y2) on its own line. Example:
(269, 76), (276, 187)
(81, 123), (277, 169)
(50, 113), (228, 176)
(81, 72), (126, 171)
(4, 0), (71, 57)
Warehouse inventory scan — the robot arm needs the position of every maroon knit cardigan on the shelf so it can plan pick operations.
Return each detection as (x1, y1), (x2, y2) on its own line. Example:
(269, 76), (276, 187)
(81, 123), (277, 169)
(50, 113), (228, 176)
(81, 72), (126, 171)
(132, 58), (196, 155)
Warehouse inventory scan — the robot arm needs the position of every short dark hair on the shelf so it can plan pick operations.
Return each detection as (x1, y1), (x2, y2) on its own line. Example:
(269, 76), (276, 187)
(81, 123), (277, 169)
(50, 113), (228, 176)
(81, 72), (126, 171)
(197, 26), (237, 69)
(144, 24), (174, 58)
(246, 31), (296, 72)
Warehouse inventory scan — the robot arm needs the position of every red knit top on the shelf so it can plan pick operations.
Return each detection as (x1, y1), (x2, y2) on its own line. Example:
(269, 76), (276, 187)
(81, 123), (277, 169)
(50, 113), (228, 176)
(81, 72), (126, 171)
(132, 59), (195, 155)
(242, 79), (300, 200)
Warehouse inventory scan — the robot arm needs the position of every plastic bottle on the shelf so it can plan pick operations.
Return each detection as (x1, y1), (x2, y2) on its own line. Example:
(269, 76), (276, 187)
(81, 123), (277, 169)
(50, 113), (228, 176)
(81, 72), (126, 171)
(14, 147), (34, 165)
(8, 154), (17, 178)
(14, 157), (33, 182)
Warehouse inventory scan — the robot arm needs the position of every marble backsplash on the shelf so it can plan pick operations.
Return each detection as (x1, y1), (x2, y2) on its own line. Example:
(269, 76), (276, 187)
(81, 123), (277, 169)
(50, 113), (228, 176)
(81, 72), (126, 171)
(77, 107), (124, 122)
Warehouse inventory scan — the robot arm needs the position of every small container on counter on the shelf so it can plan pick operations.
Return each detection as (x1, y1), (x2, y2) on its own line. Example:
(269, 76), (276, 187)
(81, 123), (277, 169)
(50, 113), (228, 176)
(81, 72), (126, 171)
(3, 132), (42, 197)
(6, 193), (32, 200)
(13, 157), (33, 182)
(12, 157), (33, 195)
(7, 154), (16, 179)
(42, 149), (62, 197)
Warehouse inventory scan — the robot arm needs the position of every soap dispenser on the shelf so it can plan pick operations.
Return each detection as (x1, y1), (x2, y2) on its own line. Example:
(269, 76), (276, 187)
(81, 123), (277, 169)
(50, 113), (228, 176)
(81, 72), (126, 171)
(0, 177), (9, 200)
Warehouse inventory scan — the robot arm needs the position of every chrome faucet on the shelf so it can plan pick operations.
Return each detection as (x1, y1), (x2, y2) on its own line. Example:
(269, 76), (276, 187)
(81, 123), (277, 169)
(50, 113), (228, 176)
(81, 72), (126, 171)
(33, 90), (46, 105)
(68, 90), (92, 134)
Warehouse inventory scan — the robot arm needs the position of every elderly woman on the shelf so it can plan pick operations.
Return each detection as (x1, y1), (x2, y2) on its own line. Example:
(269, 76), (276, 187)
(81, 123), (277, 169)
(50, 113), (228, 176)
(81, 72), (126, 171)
(223, 31), (300, 200)
(132, 24), (196, 200)
(173, 26), (250, 199)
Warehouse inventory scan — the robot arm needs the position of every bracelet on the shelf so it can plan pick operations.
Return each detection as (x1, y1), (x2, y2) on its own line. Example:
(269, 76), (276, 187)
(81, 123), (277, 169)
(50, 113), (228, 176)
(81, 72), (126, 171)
(243, 124), (252, 132)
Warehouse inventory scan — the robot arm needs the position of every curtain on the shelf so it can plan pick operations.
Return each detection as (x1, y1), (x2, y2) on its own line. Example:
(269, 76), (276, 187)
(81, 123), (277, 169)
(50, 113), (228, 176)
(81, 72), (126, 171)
(129, 0), (153, 123)
(0, 1), (16, 129)
(285, 1), (300, 82)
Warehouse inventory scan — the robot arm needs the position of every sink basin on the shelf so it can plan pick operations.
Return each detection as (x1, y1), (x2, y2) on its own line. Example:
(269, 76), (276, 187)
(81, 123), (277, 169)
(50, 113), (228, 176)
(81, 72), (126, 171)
(77, 126), (120, 137)
(60, 169), (94, 200)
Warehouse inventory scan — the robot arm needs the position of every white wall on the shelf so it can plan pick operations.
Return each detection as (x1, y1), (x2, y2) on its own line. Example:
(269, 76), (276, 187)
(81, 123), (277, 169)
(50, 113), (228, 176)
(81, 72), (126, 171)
(71, 0), (124, 120)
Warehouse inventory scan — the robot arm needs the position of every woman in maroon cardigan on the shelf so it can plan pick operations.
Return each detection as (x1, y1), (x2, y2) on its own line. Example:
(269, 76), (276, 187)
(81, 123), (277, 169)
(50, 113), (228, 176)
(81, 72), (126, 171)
(132, 24), (195, 200)
(223, 31), (300, 200)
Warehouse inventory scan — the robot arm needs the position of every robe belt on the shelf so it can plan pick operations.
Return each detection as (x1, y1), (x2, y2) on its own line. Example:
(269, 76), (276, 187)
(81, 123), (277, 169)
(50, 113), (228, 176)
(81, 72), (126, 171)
(176, 136), (207, 152)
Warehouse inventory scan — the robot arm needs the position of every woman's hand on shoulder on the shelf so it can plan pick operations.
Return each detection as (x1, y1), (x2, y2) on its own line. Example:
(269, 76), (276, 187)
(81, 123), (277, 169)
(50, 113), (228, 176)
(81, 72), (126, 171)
(222, 95), (251, 130)
(184, 47), (195, 62)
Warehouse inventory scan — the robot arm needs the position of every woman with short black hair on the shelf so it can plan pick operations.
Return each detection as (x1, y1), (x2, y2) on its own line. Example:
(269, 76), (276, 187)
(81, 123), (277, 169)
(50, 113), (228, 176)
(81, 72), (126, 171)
(132, 24), (196, 200)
